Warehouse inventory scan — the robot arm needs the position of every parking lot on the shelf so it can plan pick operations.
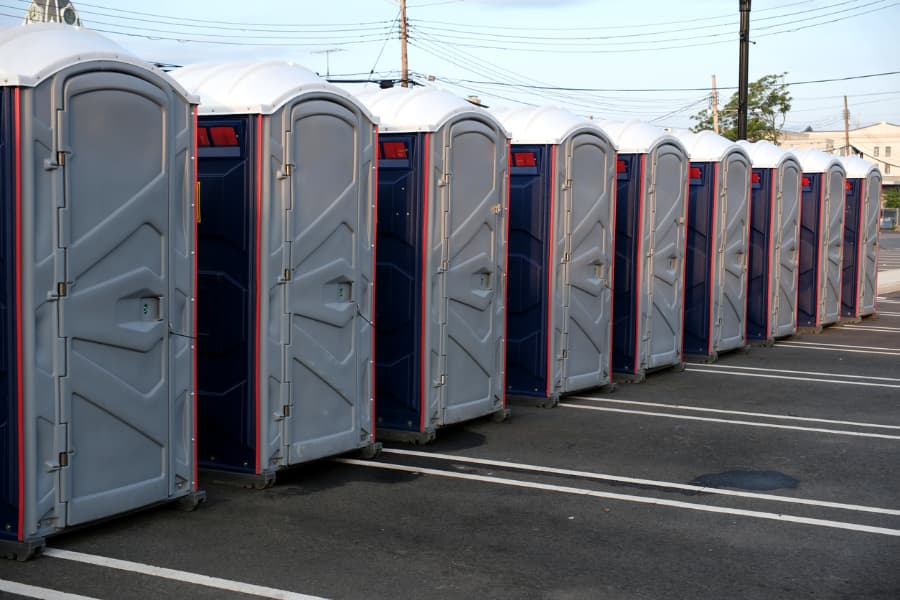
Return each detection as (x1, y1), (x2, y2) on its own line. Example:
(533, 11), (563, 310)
(1, 232), (899, 599)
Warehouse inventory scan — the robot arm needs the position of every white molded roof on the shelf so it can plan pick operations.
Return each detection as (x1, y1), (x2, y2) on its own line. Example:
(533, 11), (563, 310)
(670, 130), (749, 162)
(736, 140), (799, 169)
(494, 105), (614, 147)
(355, 86), (506, 135)
(0, 23), (192, 99)
(791, 147), (845, 174)
(595, 119), (683, 154)
(172, 61), (373, 119)
(839, 155), (880, 179)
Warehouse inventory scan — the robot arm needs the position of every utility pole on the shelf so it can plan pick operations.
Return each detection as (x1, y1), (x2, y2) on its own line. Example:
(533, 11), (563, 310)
(737, 0), (751, 140)
(711, 74), (720, 135)
(400, 0), (409, 88)
(843, 95), (851, 156)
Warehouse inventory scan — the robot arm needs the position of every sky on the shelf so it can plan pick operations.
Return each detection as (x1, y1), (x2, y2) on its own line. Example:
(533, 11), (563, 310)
(1, 0), (898, 131)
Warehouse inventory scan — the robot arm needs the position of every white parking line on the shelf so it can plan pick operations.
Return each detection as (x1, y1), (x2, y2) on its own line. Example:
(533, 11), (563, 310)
(837, 325), (900, 332)
(558, 403), (900, 440)
(567, 396), (900, 430)
(876, 312), (900, 317)
(774, 344), (900, 357)
(778, 340), (900, 352)
(687, 363), (900, 382)
(43, 548), (327, 600)
(685, 368), (900, 389)
(0, 580), (98, 600)
(381, 448), (900, 516)
(336, 459), (900, 537)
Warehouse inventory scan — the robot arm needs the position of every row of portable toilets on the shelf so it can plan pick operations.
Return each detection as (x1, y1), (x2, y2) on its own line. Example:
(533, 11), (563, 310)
(0, 25), (884, 557)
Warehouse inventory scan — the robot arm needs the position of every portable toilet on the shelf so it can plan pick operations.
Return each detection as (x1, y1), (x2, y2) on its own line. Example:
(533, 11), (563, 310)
(737, 141), (802, 341)
(598, 120), (689, 381)
(497, 106), (616, 406)
(840, 155), (882, 319)
(672, 130), (751, 361)
(171, 62), (378, 487)
(0, 24), (203, 559)
(357, 87), (509, 443)
(793, 148), (846, 331)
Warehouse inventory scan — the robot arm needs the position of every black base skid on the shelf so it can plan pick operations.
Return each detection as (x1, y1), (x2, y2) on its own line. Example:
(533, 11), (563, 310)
(0, 537), (45, 561)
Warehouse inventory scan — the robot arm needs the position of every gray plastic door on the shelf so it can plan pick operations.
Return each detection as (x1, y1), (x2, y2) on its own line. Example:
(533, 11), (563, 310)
(644, 144), (687, 370)
(773, 161), (801, 337)
(56, 72), (174, 526)
(821, 167), (845, 325)
(859, 172), (882, 315)
(715, 155), (750, 352)
(281, 99), (374, 463)
(439, 119), (506, 425)
(558, 133), (614, 391)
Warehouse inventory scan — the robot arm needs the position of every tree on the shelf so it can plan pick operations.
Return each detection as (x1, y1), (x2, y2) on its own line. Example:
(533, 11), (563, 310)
(883, 187), (900, 209)
(691, 73), (792, 143)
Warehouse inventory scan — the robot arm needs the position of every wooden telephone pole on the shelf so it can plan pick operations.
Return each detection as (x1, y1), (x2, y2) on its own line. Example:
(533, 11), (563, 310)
(711, 75), (720, 135)
(737, 0), (751, 139)
(400, 0), (409, 88)
(843, 95), (851, 156)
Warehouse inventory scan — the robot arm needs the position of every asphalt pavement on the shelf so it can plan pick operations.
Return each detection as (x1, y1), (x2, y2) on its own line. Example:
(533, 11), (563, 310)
(1, 294), (899, 600)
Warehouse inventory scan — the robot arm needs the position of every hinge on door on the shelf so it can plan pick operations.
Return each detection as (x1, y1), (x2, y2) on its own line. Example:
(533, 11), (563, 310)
(283, 405), (291, 418)
(562, 178), (572, 190)
(283, 269), (292, 282)
(57, 151), (67, 166)
(56, 282), (67, 297)
(441, 259), (449, 272)
(440, 374), (446, 386)
(58, 452), (68, 468)
(492, 203), (502, 215)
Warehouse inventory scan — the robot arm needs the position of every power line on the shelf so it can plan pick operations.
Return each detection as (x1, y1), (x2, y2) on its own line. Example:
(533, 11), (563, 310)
(407, 0), (819, 31)
(435, 71), (900, 94)
(404, 0), (897, 54)
(410, 0), (883, 43)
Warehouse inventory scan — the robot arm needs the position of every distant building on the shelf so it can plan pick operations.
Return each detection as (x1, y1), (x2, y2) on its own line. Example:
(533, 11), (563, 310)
(23, 0), (81, 26)
(780, 121), (900, 188)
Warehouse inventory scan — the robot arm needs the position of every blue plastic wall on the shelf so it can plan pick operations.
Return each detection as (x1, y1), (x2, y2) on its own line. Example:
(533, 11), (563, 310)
(683, 163), (715, 355)
(841, 179), (862, 317)
(612, 154), (641, 374)
(375, 133), (425, 432)
(746, 168), (773, 340)
(0, 88), (17, 539)
(196, 117), (257, 473)
(506, 145), (552, 398)
(797, 173), (822, 327)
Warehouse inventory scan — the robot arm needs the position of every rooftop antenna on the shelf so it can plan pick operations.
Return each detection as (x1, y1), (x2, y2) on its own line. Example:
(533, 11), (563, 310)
(24, 0), (82, 26)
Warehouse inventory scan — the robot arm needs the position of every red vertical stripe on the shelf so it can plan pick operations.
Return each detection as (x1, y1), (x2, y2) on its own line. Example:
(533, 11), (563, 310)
(545, 147), (556, 396)
(855, 180), (863, 318)
(419, 133), (430, 433)
(680, 162), (689, 362)
(742, 165), (752, 344)
(371, 127), (378, 440)
(793, 171), (801, 334)
(873, 177), (882, 314)
(815, 176), (825, 327)
(254, 114), (263, 474)
(502, 142), (510, 408)
(607, 153), (617, 378)
(707, 163), (718, 357)
(14, 88), (24, 541)
(191, 107), (199, 490)
(765, 171), (775, 338)
(633, 155), (645, 375)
